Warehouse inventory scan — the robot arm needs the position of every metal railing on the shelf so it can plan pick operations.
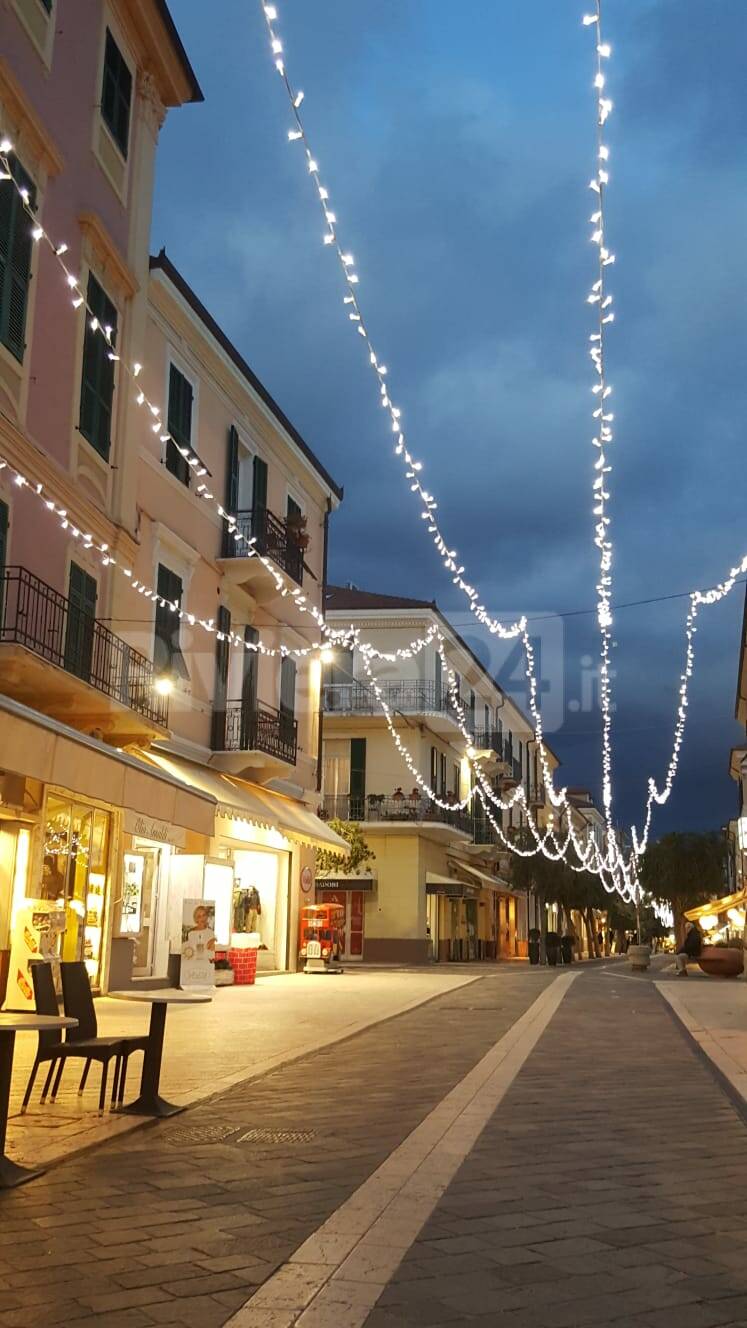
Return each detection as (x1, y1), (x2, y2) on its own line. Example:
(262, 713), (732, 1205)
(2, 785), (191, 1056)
(0, 566), (168, 727)
(321, 792), (473, 835)
(471, 728), (506, 754)
(222, 507), (304, 585)
(322, 679), (468, 717)
(213, 698), (298, 765)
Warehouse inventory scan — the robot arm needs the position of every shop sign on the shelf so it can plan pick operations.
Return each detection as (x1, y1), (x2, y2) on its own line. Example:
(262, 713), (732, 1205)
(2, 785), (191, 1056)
(300, 865), (314, 894)
(317, 876), (375, 893)
(124, 811), (186, 847)
(180, 898), (216, 990)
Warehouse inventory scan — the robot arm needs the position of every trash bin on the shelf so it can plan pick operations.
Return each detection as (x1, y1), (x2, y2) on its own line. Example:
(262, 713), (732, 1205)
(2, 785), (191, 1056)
(546, 931), (560, 967)
(560, 935), (573, 966)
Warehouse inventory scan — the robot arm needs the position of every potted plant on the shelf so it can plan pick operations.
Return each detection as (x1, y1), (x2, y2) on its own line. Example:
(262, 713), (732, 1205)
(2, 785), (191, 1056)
(286, 511), (310, 551)
(626, 891), (651, 971)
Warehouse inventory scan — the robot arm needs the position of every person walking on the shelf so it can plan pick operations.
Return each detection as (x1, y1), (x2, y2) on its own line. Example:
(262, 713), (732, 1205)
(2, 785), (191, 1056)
(675, 920), (702, 977)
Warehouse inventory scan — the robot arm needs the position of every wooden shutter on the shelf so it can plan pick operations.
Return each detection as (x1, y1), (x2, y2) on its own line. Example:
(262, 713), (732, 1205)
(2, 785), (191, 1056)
(349, 738), (366, 818)
(154, 564), (184, 675)
(430, 746), (437, 794)
(166, 365), (192, 486)
(211, 605), (231, 749)
(102, 30), (133, 158)
(239, 625), (258, 749)
(439, 753), (447, 798)
(280, 656), (296, 719)
(79, 273), (117, 459)
(65, 562), (97, 680)
(226, 426), (240, 514)
(252, 455), (268, 511)
(0, 159), (35, 362)
(434, 651), (442, 706)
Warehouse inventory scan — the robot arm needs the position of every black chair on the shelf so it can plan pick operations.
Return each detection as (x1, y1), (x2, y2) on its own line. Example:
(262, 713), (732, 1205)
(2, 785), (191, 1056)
(22, 962), (124, 1115)
(60, 962), (149, 1109)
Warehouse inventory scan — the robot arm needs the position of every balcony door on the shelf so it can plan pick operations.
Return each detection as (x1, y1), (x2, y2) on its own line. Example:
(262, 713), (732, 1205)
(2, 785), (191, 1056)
(64, 562), (97, 682)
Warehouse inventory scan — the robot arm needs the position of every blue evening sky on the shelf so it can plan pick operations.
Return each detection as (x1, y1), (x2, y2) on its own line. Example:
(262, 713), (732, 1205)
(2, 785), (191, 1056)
(153, 0), (747, 839)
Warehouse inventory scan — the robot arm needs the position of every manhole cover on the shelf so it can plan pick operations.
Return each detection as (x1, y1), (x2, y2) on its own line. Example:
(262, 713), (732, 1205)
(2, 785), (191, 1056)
(165, 1123), (238, 1147)
(235, 1128), (316, 1145)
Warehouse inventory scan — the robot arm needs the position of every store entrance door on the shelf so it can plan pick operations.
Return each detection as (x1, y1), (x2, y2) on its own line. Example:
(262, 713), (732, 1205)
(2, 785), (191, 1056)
(123, 845), (163, 976)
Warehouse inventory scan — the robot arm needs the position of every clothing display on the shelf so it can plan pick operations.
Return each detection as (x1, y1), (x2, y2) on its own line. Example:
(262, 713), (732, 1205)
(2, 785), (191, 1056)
(233, 885), (262, 935)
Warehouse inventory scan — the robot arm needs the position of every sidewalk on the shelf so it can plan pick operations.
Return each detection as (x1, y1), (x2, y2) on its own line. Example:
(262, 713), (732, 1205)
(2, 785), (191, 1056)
(5, 967), (478, 1172)
(656, 967), (747, 1105)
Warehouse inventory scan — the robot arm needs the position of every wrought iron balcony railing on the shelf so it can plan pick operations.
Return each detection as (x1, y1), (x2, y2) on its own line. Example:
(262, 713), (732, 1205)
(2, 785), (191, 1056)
(321, 792), (473, 835)
(471, 729), (506, 755)
(0, 566), (168, 727)
(322, 679), (467, 718)
(221, 506), (304, 585)
(212, 698), (298, 766)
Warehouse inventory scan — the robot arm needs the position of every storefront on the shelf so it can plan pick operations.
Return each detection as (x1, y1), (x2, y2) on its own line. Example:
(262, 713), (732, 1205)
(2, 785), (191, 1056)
(140, 751), (348, 974)
(0, 695), (216, 1007)
(316, 875), (376, 960)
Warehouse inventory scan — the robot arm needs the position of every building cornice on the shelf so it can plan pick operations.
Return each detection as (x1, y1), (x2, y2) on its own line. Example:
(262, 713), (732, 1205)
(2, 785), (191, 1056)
(78, 213), (139, 300)
(0, 57), (64, 176)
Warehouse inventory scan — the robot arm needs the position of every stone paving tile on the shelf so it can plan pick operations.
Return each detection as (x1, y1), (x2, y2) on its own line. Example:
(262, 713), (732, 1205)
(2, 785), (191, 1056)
(364, 972), (747, 1328)
(0, 968), (552, 1327)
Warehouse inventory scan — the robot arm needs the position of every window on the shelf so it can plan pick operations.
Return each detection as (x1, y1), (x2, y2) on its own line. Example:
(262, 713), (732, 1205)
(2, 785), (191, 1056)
(154, 564), (188, 680)
(166, 363), (193, 486)
(430, 746), (438, 794)
(439, 753), (447, 799)
(434, 651), (442, 703)
(452, 763), (460, 798)
(101, 30), (132, 159)
(280, 656), (296, 724)
(79, 273), (117, 459)
(484, 704), (490, 733)
(0, 156), (36, 362)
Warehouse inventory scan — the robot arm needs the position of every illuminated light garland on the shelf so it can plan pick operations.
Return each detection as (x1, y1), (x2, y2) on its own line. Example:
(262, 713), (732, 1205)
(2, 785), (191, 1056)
(584, 0), (617, 837)
(257, 1), (527, 643)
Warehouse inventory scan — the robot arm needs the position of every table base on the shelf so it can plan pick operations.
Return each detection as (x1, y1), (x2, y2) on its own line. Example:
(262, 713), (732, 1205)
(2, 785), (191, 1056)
(120, 1094), (184, 1119)
(0, 1155), (45, 1189)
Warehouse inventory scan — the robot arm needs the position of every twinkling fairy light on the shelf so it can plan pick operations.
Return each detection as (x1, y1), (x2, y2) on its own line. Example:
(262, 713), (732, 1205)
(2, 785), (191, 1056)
(256, 2), (526, 643)
(584, 2), (617, 834)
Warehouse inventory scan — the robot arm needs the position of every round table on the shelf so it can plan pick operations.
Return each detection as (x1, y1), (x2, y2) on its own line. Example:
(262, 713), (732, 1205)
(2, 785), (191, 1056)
(0, 1013), (78, 1188)
(106, 991), (212, 1118)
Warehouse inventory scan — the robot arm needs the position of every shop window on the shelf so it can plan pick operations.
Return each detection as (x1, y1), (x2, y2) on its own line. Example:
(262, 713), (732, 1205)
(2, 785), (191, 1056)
(41, 794), (111, 985)
(166, 363), (193, 486)
(154, 563), (189, 682)
(79, 273), (118, 460)
(0, 155), (36, 363)
(101, 29), (132, 159)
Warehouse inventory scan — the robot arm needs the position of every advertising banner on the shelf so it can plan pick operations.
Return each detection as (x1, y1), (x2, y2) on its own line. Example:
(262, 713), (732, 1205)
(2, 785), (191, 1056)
(180, 898), (216, 990)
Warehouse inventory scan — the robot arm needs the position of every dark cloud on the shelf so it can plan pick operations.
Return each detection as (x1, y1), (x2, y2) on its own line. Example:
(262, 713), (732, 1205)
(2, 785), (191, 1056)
(154, 0), (747, 836)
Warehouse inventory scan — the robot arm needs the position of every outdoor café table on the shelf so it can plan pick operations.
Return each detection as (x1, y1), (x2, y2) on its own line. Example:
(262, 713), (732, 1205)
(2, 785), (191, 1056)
(0, 1012), (78, 1188)
(107, 991), (212, 1119)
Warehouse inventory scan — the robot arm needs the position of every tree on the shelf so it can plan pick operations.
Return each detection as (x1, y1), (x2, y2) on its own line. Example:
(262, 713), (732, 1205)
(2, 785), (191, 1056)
(638, 832), (727, 945)
(315, 820), (375, 879)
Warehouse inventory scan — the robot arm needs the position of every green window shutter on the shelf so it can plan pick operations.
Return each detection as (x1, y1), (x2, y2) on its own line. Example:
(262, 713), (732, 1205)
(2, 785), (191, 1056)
(242, 626), (258, 710)
(287, 495), (302, 522)
(166, 364), (193, 486)
(0, 158), (35, 363)
(434, 651), (442, 703)
(64, 562), (97, 679)
(79, 273), (117, 459)
(252, 455), (267, 511)
(430, 746), (437, 792)
(211, 604), (231, 749)
(349, 738), (366, 817)
(280, 657), (296, 720)
(439, 753), (447, 798)
(101, 30), (133, 159)
(154, 564), (186, 677)
(226, 425), (240, 513)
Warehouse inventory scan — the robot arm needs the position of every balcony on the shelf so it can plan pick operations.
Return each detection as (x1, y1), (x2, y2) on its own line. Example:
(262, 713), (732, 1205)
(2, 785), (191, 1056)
(219, 507), (304, 597)
(321, 792), (473, 838)
(0, 566), (168, 743)
(322, 679), (467, 736)
(210, 698), (298, 776)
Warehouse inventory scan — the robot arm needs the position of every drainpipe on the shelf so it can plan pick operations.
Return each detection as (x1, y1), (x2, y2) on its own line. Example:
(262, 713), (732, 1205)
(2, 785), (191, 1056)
(316, 498), (332, 793)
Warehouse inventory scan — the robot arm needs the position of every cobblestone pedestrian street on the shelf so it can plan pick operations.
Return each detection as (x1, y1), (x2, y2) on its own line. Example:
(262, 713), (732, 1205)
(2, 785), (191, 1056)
(2, 964), (747, 1328)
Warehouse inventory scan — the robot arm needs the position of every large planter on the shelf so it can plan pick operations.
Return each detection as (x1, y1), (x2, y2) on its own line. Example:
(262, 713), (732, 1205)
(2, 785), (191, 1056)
(697, 946), (744, 979)
(627, 944), (651, 972)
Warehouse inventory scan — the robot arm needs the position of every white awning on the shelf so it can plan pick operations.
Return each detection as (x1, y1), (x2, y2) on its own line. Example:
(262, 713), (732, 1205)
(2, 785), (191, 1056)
(141, 751), (349, 854)
(452, 861), (516, 894)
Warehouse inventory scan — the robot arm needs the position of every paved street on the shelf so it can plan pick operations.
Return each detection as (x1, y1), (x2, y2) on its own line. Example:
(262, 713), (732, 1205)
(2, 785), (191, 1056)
(3, 963), (747, 1328)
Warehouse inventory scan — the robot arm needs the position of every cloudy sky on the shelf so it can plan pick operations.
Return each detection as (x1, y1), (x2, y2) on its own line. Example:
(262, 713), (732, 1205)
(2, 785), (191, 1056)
(154, 0), (747, 839)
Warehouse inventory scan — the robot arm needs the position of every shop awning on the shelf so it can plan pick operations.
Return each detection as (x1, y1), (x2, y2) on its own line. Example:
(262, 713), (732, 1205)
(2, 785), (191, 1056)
(684, 889), (747, 922)
(0, 694), (215, 836)
(425, 872), (480, 899)
(451, 861), (516, 895)
(141, 750), (349, 854)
